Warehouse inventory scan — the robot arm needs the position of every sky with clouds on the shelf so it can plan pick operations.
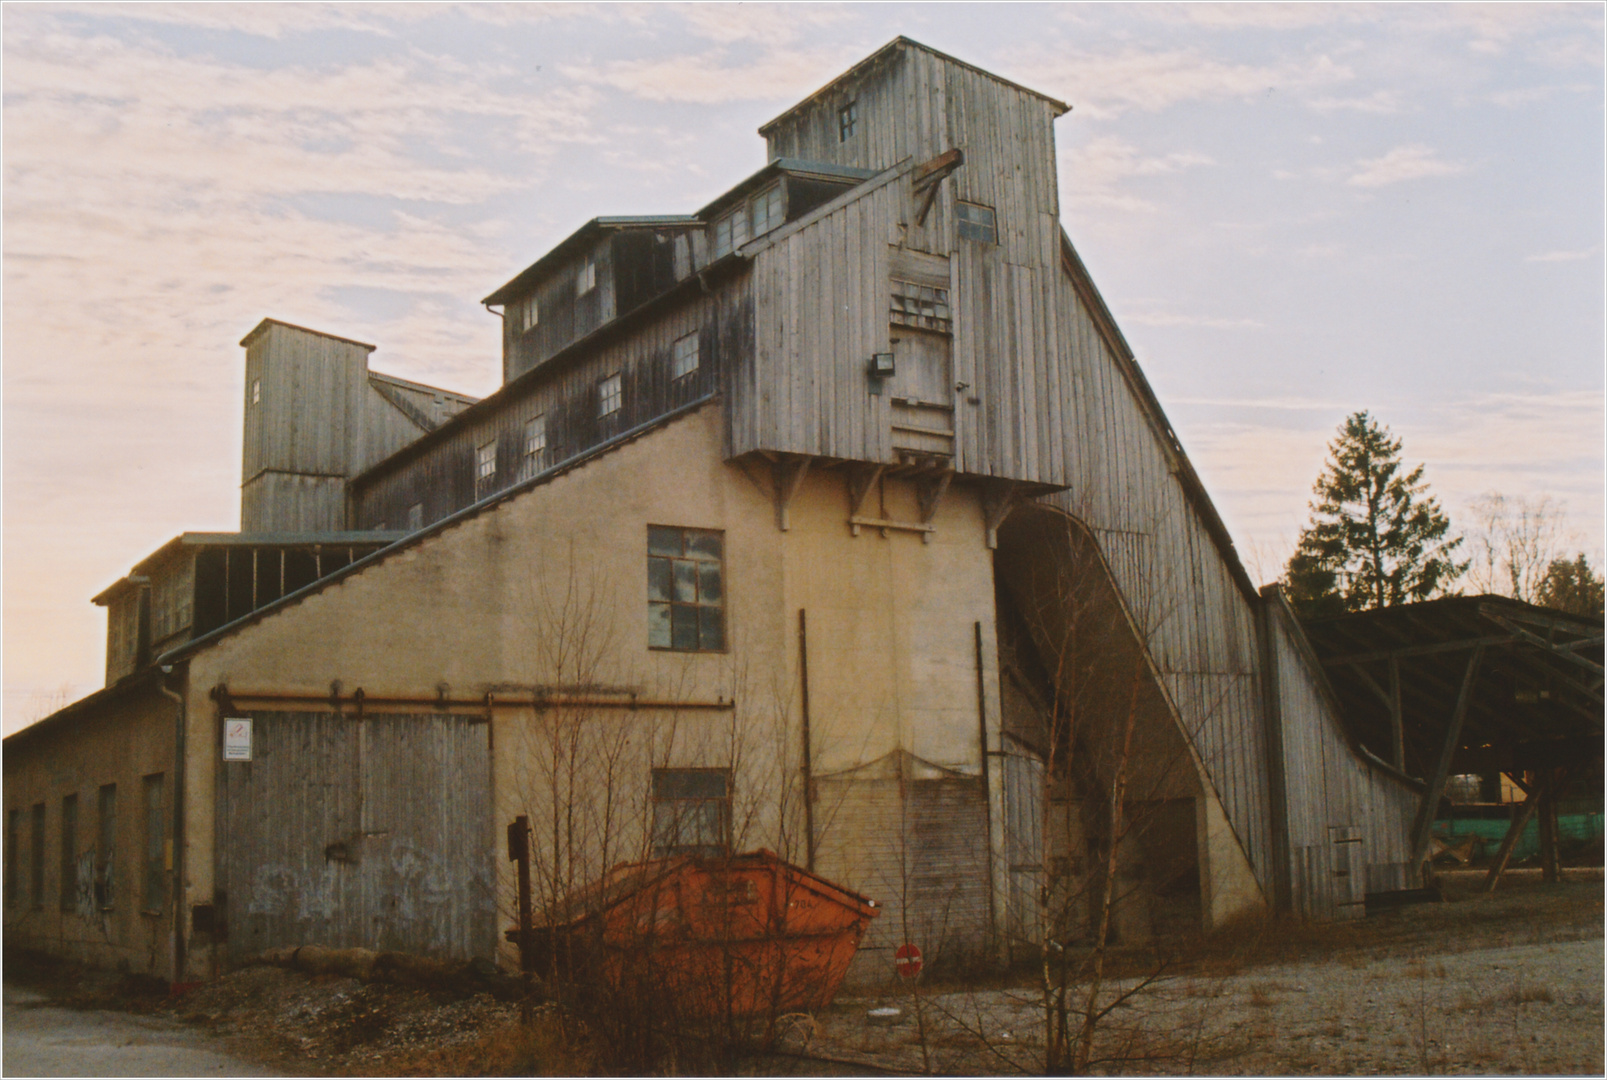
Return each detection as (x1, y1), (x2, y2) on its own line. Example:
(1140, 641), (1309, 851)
(4, 2), (1602, 733)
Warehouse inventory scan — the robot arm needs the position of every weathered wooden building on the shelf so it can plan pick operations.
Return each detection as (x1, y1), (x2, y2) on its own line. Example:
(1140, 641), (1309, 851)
(6, 38), (1428, 983)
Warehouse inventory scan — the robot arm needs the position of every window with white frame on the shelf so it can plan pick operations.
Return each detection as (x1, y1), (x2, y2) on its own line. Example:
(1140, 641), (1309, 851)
(522, 414), (547, 476)
(671, 333), (699, 381)
(576, 255), (596, 296)
(476, 439), (497, 492)
(650, 768), (731, 858)
(598, 373), (622, 418)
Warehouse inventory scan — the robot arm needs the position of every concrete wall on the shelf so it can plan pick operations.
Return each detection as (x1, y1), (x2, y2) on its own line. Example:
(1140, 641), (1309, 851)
(2, 687), (178, 976)
(179, 403), (1005, 981)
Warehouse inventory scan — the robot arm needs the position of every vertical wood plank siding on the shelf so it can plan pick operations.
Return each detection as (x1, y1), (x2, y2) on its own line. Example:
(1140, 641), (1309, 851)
(1265, 601), (1417, 917)
(353, 288), (752, 530)
(215, 711), (495, 961)
(751, 46), (1414, 902)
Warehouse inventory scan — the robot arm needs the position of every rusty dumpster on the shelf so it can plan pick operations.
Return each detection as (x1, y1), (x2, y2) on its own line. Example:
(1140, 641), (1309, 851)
(508, 849), (878, 1020)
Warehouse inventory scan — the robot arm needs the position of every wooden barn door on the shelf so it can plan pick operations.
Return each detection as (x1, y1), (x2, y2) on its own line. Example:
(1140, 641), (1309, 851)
(1328, 825), (1365, 920)
(215, 711), (495, 964)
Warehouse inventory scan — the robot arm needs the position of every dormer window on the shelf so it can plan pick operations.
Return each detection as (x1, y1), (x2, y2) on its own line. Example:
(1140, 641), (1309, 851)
(838, 101), (858, 142)
(750, 184), (783, 238)
(712, 207), (750, 259)
(576, 255), (597, 296)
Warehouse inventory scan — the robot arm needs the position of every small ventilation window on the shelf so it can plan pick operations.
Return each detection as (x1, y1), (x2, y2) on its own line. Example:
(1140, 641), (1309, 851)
(517, 294), (539, 332)
(671, 333), (699, 381)
(838, 101), (858, 143)
(712, 207), (750, 259)
(598, 373), (623, 418)
(406, 503), (424, 530)
(957, 201), (997, 244)
(576, 255), (597, 296)
(251, 379), (261, 405)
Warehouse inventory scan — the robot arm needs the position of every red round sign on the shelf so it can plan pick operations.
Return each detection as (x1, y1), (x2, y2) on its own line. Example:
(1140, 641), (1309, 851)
(894, 943), (923, 979)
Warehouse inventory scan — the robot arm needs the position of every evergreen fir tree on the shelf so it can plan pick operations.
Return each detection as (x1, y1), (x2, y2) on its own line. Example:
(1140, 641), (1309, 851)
(1284, 411), (1465, 617)
(1536, 554), (1605, 616)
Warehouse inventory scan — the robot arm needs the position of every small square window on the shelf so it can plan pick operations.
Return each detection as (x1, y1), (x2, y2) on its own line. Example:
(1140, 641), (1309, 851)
(671, 333), (699, 381)
(598, 373), (623, 418)
(957, 201), (998, 244)
(251, 379), (261, 405)
(651, 768), (731, 858)
(839, 101), (858, 143)
(576, 255), (596, 296)
(647, 525), (724, 652)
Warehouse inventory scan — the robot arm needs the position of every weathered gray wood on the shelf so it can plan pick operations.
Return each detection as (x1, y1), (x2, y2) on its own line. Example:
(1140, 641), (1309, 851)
(1409, 647), (1485, 866)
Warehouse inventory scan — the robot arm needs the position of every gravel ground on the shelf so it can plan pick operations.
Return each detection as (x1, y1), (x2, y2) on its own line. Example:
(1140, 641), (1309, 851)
(6, 868), (1601, 1076)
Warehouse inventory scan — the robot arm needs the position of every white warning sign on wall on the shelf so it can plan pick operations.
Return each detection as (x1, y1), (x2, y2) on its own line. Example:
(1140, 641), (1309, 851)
(223, 718), (253, 762)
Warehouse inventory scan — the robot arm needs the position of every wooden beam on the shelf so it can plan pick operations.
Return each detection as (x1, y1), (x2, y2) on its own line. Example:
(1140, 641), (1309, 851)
(1322, 635), (1514, 667)
(1481, 774), (1545, 893)
(1483, 613), (1604, 676)
(1389, 656), (1404, 772)
(1410, 645), (1485, 867)
(981, 479), (1019, 550)
(1539, 768), (1566, 884)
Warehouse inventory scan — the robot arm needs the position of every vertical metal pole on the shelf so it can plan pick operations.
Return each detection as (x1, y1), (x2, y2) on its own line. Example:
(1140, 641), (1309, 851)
(798, 609), (816, 872)
(973, 621), (998, 943)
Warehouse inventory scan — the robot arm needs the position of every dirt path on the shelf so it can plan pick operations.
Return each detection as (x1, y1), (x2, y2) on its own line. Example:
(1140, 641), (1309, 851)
(2, 984), (284, 1078)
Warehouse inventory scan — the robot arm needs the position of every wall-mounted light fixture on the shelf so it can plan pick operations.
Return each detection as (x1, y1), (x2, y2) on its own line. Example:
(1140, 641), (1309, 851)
(868, 352), (896, 379)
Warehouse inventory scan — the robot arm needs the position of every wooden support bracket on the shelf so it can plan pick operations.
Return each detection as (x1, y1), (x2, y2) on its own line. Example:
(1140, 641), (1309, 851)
(914, 470), (953, 544)
(911, 148), (964, 227)
(981, 480), (1020, 550)
(772, 455), (811, 532)
(846, 464), (885, 537)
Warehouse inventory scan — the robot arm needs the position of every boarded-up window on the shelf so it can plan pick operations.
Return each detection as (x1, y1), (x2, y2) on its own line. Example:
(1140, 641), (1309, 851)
(30, 803), (45, 908)
(671, 333), (699, 381)
(598, 373), (623, 418)
(957, 201), (997, 244)
(647, 526), (724, 652)
(58, 794), (77, 913)
(143, 775), (165, 913)
(96, 784), (116, 910)
(651, 769), (731, 857)
(4, 809), (19, 909)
